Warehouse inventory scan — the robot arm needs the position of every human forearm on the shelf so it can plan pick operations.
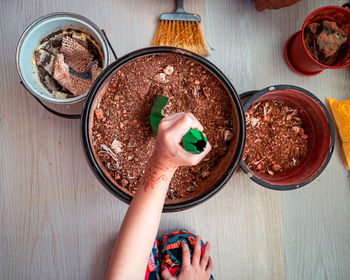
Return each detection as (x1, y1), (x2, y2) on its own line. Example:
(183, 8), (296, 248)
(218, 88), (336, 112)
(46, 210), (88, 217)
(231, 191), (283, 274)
(255, 0), (300, 11)
(106, 155), (175, 280)
(106, 113), (211, 280)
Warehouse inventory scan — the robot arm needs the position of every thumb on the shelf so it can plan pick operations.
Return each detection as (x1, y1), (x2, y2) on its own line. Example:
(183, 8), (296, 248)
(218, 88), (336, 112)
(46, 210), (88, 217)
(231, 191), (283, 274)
(161, 267), (176, 280)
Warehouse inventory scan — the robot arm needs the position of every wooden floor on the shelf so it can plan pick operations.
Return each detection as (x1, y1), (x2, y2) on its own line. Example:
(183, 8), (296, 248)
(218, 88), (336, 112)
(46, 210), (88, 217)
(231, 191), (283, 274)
(1, 0), (349, 279)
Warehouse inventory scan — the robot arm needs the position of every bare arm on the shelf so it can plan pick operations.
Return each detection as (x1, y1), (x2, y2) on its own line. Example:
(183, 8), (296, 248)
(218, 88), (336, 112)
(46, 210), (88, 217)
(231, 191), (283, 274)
(106, 113), (211, 280)
(255, 0), (300, 11)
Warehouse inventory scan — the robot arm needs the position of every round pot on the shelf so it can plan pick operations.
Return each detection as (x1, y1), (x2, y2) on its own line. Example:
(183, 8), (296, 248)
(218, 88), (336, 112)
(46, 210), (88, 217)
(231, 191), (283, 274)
(16, 12), (111, 118)
(81, 47), (246, 212)
(240, 85), (335, 191)
(285, 5), (350, 76)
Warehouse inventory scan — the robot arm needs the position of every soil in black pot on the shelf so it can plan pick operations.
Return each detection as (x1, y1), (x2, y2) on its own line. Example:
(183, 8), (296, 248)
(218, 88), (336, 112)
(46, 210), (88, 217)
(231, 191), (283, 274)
(91, 53), (234, 200)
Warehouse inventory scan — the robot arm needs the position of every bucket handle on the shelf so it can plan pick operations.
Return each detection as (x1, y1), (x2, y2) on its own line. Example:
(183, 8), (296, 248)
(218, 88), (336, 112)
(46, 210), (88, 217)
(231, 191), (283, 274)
(19, 29), (117, 119)
(102, 29), (118, 60)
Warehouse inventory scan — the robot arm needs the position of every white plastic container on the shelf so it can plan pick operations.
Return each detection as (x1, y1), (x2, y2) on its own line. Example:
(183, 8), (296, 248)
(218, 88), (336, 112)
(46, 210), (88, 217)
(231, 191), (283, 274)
(16, 12), (111, 118)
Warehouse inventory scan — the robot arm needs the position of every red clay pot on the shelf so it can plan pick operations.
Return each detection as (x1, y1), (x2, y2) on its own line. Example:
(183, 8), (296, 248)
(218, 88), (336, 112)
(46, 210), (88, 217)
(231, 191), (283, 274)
(285, 6), (350, 76)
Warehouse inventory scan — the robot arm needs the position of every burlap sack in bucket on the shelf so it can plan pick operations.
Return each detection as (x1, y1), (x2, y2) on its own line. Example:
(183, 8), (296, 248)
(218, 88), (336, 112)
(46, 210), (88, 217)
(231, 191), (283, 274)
(54, 36), (100, 96)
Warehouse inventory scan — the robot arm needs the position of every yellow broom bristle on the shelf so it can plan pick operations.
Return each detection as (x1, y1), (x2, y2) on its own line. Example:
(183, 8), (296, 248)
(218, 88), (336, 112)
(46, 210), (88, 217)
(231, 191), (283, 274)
(152, 20), (209, 57)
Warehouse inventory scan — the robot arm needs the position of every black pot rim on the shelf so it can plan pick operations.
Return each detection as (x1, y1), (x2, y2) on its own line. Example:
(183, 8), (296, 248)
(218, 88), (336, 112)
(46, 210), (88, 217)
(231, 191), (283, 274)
(239, 84), (335, 191)
(81, 46), (246, 212)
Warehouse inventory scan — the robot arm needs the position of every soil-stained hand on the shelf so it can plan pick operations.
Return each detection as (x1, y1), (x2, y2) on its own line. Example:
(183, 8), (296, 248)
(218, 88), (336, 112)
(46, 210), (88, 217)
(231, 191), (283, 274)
(255, 0), (300, 11)
(153, 112), (211, 170)
(161, 236), (213, 280)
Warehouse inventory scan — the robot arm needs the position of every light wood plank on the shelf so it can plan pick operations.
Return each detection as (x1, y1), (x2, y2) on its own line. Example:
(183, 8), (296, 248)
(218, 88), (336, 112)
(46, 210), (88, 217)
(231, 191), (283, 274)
(0, 0), (349, 279)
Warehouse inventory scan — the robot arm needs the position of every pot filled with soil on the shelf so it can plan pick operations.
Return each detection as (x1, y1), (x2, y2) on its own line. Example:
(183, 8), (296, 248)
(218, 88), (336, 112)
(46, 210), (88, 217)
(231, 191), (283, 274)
(285, 5), (350, 76)
(81, 47), (245, 212)
(16, 12), (111, 118)
(240, 85), (335, 190)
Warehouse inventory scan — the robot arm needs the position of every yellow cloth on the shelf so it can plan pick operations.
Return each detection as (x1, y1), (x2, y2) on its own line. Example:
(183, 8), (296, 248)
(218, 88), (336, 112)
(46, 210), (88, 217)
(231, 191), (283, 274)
(328, 97), (350, 169)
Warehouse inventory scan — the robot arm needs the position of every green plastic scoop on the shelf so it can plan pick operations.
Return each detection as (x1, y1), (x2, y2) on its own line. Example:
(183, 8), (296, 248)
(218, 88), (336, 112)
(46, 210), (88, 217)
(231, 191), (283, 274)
(150, 95), (207, 154)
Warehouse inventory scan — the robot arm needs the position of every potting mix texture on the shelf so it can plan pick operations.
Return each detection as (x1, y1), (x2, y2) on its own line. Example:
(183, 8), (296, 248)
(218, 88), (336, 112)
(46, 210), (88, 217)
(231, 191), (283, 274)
(91, 53), (234, 200)
(243, 100), (308, 175)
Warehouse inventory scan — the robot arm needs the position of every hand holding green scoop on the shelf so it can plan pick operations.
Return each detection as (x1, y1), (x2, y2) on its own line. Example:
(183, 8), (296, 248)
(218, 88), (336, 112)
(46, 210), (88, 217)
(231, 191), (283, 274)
(150, 95), (208, 154)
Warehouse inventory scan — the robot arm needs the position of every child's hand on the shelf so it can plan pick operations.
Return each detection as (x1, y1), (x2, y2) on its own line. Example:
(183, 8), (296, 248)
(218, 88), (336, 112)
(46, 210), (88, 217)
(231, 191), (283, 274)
(152, 112), (211, 171)
(161, 236), (213, 280)
(255, 0), (300, 11)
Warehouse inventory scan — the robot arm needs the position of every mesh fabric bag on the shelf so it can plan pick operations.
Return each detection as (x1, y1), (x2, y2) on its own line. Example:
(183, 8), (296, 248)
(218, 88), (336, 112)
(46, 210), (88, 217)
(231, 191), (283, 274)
(53, 36), (100, 96)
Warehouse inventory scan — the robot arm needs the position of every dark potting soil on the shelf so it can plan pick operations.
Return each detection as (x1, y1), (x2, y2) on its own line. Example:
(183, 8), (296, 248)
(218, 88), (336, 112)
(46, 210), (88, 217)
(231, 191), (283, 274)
(304, 20), (348, 66)
(243, 100), (308, 175)
(91, 53), (234, 200)
(34, 28), (103, 98)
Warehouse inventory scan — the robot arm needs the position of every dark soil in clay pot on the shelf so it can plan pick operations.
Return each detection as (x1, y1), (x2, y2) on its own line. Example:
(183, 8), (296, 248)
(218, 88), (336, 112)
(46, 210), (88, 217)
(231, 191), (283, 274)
(90, 53), (235, 201)
(304, 20), (348, 65)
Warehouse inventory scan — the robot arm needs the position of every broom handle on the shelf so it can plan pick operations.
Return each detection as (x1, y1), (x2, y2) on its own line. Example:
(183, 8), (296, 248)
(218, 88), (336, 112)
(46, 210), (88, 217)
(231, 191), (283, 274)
(176, 0), (185, 13)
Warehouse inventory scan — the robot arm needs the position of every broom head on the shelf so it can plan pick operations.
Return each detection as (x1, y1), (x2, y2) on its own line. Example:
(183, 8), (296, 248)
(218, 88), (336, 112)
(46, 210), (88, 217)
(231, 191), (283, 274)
(152, 18), (209, 57)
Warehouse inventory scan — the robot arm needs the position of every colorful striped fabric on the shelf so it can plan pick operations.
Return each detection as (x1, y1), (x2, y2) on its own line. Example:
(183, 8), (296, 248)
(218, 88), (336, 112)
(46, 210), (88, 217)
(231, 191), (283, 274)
(145, 229), (214, 280)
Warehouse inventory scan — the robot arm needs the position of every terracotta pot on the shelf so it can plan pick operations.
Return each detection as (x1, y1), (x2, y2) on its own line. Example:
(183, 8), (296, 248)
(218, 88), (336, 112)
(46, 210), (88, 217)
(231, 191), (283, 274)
(239, 85), (335, 190)
(285, 6), (350, 76)
(81, 47), (246, 212)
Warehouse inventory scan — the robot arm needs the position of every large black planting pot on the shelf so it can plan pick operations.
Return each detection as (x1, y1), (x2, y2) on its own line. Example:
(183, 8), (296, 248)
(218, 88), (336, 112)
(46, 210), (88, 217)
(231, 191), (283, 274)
(81, 47), (246, 212)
